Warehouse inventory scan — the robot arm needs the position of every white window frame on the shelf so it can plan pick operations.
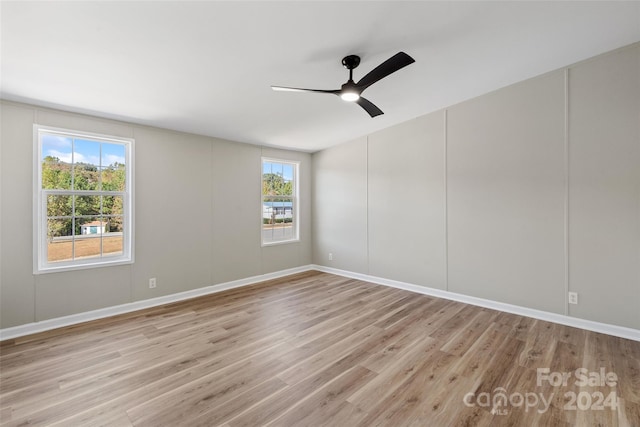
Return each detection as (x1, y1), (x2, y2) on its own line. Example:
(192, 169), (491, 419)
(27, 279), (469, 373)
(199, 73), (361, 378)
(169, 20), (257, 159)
(261, 157), (300, 246)
(33, 125), (134, 273)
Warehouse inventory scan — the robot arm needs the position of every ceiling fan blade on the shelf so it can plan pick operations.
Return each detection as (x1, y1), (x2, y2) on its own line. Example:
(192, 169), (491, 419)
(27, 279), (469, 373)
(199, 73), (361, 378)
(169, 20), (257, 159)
(355, 52), (415, 92)
(356, 97), (384, 117)
(271, 86), (339, 95)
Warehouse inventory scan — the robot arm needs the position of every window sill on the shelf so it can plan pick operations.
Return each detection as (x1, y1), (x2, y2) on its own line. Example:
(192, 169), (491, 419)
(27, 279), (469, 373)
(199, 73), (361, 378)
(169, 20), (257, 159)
(34, 258), (133, 275)
(261, 239), (301, 248)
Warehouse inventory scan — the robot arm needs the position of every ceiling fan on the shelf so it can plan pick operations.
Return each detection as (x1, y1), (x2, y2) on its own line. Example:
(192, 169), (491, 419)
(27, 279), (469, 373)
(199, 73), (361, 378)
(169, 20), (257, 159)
(271, 52), (415, 118)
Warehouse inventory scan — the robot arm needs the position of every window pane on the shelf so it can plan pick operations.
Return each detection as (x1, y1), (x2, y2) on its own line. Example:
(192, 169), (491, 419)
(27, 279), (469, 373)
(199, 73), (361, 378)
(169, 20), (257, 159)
(75, 216), (100, 235)
(41, 134), (72, 190)
(47, 217), (73, 240)
(73, 139), (101, 190)
(106, 216), (124, 233)
(282, 178), (293, 196)
(104, 217), (124, 256)
(262, 161), (294, 196)
(282, 164), (294, 196)
(101, 165), (126, 192)
(75, 217), (104, 260)
(47, 218), (73, 262)
(103, 195), (123, 215)
(262, 196), (294, 244)
(73, 163), (100, 190)
(102, 143), (126, 168)
(47, 195), (72, 217)
(263, 163), (281, 195)
(74, 139), (101, 167)
(263, 216), (295, 243)
(75, 195), (101, 216)
(101, 143), (126, 191)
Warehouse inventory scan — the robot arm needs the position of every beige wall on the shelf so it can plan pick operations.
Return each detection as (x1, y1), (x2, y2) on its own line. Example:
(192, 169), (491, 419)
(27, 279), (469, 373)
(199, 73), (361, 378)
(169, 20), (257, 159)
(567, 46), (640, 328)
(0, 102), (312, 328)
(1, 43), (637, 332)
(447, 70), (566, 314)
(368, 113), (447, 288)
(312, 43), (639, 330)
(312, 137), (369, 274)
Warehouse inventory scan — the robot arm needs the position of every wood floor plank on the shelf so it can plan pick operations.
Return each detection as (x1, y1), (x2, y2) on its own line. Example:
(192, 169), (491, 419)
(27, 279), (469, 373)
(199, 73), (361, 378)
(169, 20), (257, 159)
(126, 343), (292, 426)
(5, 330), (292, 424)
(187, 377), (289, 427)
(439, 308), (497, 357)
(1, 271), (638, 426)
(358, 318), (437, 374)
(290, 290), (410, 350)
(517, 323), (558, 369)
(277, 324), (381, 386)
(354, 348), (463, 427)
(268, 365), (376, 427)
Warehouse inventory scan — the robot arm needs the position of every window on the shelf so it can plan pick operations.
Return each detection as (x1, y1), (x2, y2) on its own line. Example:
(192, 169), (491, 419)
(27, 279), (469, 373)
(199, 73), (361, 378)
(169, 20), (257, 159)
(262, 158), (299, 245)
(34, 126), (133, 273)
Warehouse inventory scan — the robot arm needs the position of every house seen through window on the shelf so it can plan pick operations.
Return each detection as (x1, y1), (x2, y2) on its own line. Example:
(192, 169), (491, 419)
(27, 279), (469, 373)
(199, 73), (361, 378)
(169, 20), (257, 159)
(262, 158), (298, 245)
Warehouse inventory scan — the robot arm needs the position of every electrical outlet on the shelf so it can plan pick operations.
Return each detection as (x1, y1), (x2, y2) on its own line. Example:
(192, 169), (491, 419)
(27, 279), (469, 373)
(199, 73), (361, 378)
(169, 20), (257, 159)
(149, 278), (157, 289)
(568, 292), (578, 305)
(328, 253), (333, 261)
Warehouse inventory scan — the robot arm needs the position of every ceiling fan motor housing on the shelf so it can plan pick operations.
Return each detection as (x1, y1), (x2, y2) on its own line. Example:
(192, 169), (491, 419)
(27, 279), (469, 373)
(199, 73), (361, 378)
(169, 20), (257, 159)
(342, 55), (361, 70)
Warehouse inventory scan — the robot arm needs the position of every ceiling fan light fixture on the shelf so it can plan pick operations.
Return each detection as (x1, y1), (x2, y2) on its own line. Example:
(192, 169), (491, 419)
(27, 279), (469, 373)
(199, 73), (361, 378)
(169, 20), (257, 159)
(340, 91), (360, 102)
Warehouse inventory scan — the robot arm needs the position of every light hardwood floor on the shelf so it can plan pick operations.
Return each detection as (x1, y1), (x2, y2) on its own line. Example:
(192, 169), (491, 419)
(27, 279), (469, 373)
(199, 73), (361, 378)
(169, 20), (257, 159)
(1, 271), (638, 426)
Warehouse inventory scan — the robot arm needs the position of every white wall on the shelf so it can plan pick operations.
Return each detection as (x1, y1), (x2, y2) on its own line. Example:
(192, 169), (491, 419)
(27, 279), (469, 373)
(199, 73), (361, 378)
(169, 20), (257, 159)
(0, 102), (312, 329)
(312, 43), (640, 330)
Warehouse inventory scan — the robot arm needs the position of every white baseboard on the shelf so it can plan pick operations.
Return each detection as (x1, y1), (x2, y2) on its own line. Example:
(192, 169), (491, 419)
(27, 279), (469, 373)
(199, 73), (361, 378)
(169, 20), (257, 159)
(311, 265), (640, 342)
(0, 265), (313, 341)
(2, 264), (638, 342)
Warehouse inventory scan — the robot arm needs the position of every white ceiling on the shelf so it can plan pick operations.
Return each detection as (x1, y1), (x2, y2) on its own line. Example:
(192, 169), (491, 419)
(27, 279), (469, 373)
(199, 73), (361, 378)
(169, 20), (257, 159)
(1, 1), (639, 152)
